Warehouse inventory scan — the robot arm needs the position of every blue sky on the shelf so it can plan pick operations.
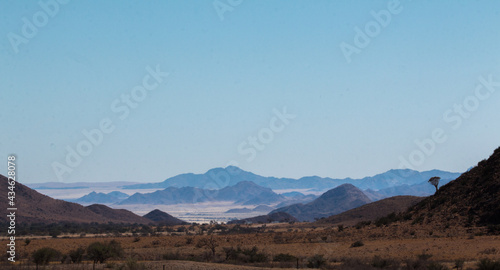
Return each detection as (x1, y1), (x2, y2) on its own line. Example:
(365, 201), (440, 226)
(1, 0), (499, 183)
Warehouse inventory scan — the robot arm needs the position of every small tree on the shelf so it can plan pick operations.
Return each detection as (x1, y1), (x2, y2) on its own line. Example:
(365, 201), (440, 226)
(69, 247), (85, 263)
(428, 176), (441, 193)
(32, 247), (61, 269)
(87, 240), (123, 269)
(196, 236), (219, 260)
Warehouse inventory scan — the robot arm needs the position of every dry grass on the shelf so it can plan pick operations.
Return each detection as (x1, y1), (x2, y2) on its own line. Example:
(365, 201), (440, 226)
(2, 223), (500, 269)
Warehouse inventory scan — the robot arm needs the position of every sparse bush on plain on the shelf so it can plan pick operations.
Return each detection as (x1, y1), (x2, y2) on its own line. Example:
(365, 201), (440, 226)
(476, 259), (500, 270)
(68, 247), (84, 263)
(371, 255), (392, 268)
(307, 254), (326, 268)
(273, 253), (297, 262)
(426, 261), (449, 270)
(162, 251), (183, 261)
(32, 247), (61, 267)
(351, 240), (365, 248)
(222, 246), (268, 263)
(454, 259), (465, 270)
(417, 252), (432, 261)
(87, 240), (123, 265)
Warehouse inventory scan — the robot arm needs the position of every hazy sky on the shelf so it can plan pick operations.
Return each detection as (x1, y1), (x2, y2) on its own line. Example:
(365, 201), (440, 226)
(1, 0), (499, 183)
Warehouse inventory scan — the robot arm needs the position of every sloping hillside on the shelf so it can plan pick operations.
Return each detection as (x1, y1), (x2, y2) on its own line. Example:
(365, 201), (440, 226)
(270, 184), (372, 222)
(227, 212), (298, 224)
(406, 147), (500, 227)
(0, 175), (148, 224)
(317, 196), (424, 226)
(86, 204), (151, 224)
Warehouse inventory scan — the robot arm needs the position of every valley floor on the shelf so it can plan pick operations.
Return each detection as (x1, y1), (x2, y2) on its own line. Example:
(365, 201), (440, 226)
(2, 223), (499, 269)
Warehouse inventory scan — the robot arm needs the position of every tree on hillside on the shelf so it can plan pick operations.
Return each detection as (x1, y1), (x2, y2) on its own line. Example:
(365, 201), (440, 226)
(428, 177), (441, 193)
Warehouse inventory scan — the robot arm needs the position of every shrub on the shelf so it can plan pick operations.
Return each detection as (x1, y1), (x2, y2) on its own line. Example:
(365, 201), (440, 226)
(222, 246), (268, 263)
(162, 251), (182, 261)
(454, 259), (465, 270)
(125, 257), (146, 270)
(87, 240), (123, 265)
(476, 259), (500, 270)
(32, 247), (61, 266)
(307, 254), (326, 268)
(351, 240), (365, 248)
(375, 212), (398, 227)
(371, 255), (391, 268)
(337, 224), (344, 232)
(273, 253), (297, 262)
(417, 252), (432, 261)
(427, 262), (449, 270)
(69, 247), (85, 263)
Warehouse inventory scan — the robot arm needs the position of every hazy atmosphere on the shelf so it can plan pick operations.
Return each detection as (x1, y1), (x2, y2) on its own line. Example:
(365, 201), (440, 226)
(2, 1), (500, 269)
(2, 1), (500, 184)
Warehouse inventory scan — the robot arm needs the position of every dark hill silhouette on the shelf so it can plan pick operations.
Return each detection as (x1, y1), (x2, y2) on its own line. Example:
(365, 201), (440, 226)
(0, 174), (148, 224)
(143, 209), (186, 225)
(270, 184), (372, 222)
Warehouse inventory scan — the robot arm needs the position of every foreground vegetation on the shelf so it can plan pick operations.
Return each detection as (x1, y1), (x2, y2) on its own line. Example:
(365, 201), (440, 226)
(1, 221), (500, 269)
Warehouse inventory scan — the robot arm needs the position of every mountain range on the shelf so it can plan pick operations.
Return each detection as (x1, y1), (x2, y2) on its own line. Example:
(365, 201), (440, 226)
(71, 191), (130, 204)
(121, 166), (461, 192)
(119, 181), (298, 206)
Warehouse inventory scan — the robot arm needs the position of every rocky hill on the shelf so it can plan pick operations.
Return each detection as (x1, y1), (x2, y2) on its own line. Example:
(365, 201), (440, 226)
(405, 147), (500, 228)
